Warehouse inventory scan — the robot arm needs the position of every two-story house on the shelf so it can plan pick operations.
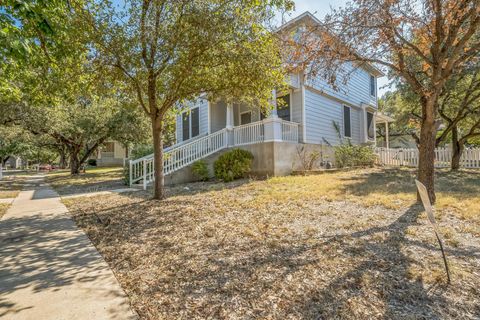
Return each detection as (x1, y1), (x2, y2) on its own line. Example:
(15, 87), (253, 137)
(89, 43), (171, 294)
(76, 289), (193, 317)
(129, 12), (391, 187)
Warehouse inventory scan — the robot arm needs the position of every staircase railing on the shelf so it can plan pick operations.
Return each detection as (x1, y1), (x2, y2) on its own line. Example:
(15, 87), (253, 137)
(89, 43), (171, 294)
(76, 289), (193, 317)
(129, 129), (228, 188)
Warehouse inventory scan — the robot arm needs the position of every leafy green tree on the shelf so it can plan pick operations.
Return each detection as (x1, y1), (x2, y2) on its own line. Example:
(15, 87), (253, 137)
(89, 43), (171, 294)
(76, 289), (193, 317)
(85, 0), (290, 199)
(437, 66), (480, 169)
(0, 126), (30, 166)
(23, 92), (150, 174)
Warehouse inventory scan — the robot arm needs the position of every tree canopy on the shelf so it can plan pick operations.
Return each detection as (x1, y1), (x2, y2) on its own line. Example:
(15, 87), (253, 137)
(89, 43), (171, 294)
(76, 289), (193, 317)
(85, 0), (292, 198)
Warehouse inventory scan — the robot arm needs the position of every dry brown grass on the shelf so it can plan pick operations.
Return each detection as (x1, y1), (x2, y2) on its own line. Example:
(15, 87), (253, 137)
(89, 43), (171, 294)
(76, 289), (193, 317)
(0, 174), (29, 199)
(64, 168), (480, 319)
(0, 203), (10, 219)
(47, 167), (125, 195)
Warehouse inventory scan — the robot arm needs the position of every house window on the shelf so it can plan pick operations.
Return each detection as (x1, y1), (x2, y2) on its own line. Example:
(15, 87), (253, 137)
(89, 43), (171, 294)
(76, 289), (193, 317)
(182, 112), (190, 141)
(191, 107), (199, 137)
(367, 111), (375, 140)
(343, 105), (351, 138)
(104, 142), (114, 152)
(370, 75), (376, 97)
(181, 107), (200, 141)
(277, 93), (291, 121)
(240, 111), (252, 125)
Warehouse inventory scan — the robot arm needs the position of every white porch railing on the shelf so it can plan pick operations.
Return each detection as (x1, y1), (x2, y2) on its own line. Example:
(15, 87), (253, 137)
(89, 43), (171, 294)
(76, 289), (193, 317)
(375, 147), (480, 168)
(233, 121), (265, 146)
(281, 121), (299, 143)
(130, 119), (300, 189)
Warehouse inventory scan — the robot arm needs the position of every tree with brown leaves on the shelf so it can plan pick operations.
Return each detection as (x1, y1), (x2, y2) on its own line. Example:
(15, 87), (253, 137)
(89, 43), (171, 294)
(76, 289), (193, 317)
(285, 1), (480, 203)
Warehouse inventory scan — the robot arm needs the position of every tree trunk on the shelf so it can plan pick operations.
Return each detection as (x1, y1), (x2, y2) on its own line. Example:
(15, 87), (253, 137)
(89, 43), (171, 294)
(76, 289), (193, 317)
(69, 150), (81, 175)
(59, 151), (68, 169)
(417, 98), (437, 204)
(451, 126), (464, 170)
(151, 114), (165, 200)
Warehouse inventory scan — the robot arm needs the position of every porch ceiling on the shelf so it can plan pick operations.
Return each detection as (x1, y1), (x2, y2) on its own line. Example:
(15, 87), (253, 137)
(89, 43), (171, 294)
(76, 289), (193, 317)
(376, 112), (394, 123)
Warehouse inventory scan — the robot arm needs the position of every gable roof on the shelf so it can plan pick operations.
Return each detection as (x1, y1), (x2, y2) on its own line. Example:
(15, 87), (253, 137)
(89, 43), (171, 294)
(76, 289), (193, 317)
(276, 12), (385, 77)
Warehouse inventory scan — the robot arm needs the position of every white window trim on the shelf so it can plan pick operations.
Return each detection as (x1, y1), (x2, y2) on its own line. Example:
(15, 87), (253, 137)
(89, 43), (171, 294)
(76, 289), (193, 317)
(342, 105), (352, 138)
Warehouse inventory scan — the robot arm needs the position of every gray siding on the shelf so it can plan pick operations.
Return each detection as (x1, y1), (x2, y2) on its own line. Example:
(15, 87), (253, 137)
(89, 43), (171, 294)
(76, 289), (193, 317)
(175, 97), (209, 142)
(305, 62), (377, 108)
(291, 88), (303, 141)
(304, 88), (363, 145)
(210, 101), (227, 133)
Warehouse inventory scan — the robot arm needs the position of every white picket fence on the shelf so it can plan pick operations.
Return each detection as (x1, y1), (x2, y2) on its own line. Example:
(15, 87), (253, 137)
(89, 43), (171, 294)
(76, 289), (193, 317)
(375, 147), (480, 168)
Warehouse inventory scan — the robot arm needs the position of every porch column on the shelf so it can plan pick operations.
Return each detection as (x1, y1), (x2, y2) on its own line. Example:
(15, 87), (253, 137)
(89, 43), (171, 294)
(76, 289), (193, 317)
(269, 89), (278, 118)
(264, 89), (283, 142)
(226, 103), (234, 146)
(226, 103), (234, 129)
(385, 122), (390, 149)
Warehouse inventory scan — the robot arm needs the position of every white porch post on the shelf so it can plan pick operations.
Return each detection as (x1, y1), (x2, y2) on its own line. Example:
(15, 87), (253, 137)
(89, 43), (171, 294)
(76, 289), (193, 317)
(385, 122), (390, 149)
(264, 89), (283, 142)
(226, 103), (234, 128)
(226, 103), (234, 146)
(270, 89), (278, 118)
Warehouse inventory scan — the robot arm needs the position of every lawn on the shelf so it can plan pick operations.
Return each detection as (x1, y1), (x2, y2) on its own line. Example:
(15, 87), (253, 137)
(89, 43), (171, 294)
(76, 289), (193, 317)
(47, 167), (126, 195)
(64, 168), (480, 319)
(0, 173), (30, 199)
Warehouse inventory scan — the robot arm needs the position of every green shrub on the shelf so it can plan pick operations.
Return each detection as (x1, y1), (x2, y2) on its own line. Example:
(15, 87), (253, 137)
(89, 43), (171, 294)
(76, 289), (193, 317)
(131, 145), (154, 159)
(87, 159), (97, 166)
(214, 149), (254, 182)
(192, 160), (209, 181)
(334, 144), (376, 168)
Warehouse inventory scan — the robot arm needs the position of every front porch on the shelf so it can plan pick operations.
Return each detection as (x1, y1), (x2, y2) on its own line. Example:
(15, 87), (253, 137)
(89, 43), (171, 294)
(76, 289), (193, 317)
(178, 86), (303, 145)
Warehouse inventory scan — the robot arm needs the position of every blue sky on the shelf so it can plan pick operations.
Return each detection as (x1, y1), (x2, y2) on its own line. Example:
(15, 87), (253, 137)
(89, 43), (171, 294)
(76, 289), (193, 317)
(287, 0), (391, 96)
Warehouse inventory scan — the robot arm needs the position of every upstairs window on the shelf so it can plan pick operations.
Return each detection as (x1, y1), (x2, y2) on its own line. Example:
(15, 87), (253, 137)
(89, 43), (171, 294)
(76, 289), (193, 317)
(370, 75), (376, 97)
(343, 105), (351, 138)
(104, 142), (114, 152)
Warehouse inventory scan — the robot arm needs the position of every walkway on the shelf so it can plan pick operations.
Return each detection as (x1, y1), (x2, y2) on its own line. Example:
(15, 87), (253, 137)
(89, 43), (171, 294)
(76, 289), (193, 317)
(0, 175), (137, 320)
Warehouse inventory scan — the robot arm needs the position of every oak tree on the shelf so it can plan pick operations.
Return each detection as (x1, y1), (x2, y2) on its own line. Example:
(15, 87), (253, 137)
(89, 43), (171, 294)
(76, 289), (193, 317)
(285, 0), (480, 202)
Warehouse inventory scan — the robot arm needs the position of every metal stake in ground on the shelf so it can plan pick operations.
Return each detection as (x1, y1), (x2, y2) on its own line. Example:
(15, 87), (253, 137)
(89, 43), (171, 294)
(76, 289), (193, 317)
(415, 179), (451, 284)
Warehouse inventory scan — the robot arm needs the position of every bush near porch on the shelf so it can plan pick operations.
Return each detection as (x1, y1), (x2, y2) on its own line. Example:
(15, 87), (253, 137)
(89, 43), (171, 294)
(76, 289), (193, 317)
(214, 148), (254, 182)
(64, 168), (480, 319)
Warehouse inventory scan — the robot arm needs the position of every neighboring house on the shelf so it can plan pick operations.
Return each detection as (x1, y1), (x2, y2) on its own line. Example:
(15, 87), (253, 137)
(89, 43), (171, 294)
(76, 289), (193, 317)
(4, 157), (25, 169)
(93, 141), (129, 167)
(129, 12), (394, 187)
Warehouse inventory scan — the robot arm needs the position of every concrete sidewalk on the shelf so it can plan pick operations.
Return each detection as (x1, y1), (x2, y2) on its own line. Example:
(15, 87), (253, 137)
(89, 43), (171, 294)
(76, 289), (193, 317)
(0, 175), (137, 320)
